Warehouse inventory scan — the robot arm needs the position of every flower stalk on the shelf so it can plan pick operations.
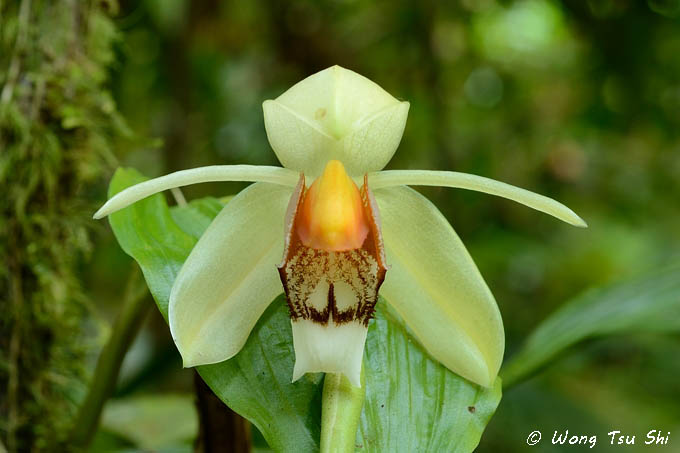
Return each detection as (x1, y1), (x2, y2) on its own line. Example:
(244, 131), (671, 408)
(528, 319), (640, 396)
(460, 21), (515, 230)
(320, 370), (366, 453)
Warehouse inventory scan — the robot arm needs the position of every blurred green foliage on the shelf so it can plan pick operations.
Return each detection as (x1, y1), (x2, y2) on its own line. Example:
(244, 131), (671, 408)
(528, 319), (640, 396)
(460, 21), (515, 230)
(2, 0), (680, 451)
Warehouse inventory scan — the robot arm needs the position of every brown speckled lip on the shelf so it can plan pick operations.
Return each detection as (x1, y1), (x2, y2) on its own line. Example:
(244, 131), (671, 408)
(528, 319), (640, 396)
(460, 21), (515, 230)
(278, 174), (387, 326)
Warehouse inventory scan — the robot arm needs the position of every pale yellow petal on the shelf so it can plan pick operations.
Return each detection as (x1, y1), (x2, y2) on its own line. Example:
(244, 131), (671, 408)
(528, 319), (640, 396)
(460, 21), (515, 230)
(274, 65), (398, 139)
(262, 100), (337, 177)
(169, 182), (292, 367)
(375, 186), (504, 387)
(262, 66), (409, 177)
(338, 102), (409, 177)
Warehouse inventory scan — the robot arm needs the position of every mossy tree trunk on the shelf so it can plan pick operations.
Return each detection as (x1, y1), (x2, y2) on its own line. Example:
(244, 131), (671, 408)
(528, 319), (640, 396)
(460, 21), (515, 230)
(0, 1), (128, 450)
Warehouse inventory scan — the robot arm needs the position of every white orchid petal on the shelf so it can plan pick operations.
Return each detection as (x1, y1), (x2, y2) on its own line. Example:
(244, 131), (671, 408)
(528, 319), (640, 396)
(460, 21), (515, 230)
(169, 182), (292, 367)
(375, 186), (504, 387)
(369, 170), (587, 227)
(263, 66), (409, 177)
(94, 165), (299, 219)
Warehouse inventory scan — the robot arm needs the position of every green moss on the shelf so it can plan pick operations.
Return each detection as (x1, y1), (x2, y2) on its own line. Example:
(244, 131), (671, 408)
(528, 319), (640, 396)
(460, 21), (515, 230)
(0, 1), (128, 450)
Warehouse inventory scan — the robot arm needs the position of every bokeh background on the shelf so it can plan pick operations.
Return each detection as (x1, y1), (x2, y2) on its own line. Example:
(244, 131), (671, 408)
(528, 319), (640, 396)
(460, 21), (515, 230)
(2, 0), (680, 451)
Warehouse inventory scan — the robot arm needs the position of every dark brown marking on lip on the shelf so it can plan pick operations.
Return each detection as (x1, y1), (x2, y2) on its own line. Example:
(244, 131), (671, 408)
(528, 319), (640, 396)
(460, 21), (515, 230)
(305, 283), (361, 325)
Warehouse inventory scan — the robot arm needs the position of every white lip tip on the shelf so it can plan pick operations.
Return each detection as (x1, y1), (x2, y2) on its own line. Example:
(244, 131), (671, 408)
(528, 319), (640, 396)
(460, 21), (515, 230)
(291, 369), (303, 383)
(290, 319), (367, 387)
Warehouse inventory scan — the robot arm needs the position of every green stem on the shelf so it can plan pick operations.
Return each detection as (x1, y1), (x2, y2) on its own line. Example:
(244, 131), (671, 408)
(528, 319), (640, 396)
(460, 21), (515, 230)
(70, 265), (151, 448)
(320, 368), (365, 453)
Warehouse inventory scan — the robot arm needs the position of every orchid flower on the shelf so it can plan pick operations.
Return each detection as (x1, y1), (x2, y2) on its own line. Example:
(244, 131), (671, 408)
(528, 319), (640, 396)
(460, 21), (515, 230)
(95, 66), (585, 388)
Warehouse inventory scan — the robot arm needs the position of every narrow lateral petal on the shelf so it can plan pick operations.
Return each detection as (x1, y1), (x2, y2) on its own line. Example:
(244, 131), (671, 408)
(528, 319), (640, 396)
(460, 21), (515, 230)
(368, 170), (587, 227)
(169, 182), (292, 367)
(375, 186), (504, 387)
(94, 165), (299, 219)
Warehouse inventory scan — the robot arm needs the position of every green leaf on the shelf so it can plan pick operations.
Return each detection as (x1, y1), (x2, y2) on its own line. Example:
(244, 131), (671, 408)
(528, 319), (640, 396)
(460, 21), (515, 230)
(107, 167), (502, 453)
(358, 305), (502, 452)
(502, 264), (680, 388)
(169, 197), (223, 239)
(109, 169), (196, 317)
(197, 297), (324, 452)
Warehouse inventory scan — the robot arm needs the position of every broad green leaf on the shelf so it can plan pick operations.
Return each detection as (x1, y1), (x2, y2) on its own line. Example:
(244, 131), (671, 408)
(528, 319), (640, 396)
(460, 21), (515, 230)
(501, 264), (680, 388)
(197, 297), (324, 452)
(358, 304), (502, 452)
(107, 168), (502, 453)
(169, 197), (223, 238)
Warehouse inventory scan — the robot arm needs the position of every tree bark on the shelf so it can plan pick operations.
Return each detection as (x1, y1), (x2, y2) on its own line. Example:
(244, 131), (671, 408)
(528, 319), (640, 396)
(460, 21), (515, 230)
(194, 372), (251, 453)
